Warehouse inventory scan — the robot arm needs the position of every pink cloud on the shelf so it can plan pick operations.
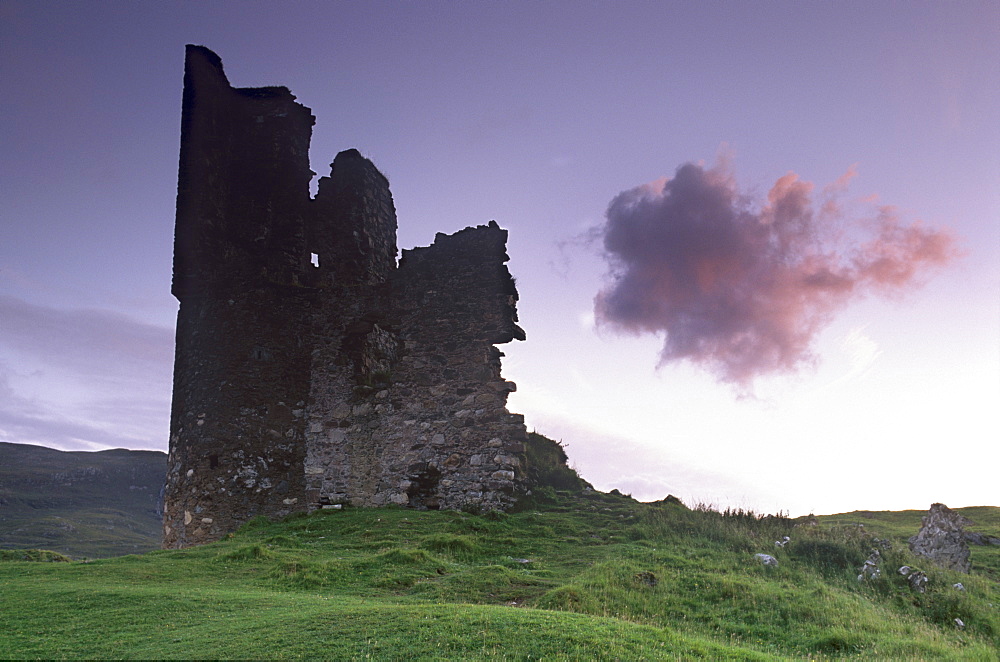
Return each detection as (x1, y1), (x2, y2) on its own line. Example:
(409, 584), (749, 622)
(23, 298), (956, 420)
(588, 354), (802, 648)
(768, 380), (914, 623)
(595, 160), (959, 391)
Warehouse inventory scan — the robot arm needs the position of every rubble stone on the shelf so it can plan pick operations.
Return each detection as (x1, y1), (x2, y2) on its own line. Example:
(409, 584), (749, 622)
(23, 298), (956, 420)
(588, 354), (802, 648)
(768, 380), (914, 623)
(908, 503), (972, 573)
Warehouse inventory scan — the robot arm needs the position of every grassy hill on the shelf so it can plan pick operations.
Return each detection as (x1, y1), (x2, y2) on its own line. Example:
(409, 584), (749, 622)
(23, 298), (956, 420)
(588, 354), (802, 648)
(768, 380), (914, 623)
(811, 507), (1000, 583)
(2, 490), (997, 659)
(0, 442), (165, 559)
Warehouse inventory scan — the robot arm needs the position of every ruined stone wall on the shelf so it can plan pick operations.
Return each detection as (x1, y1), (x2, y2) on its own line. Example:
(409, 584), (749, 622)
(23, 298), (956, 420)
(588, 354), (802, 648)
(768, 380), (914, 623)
(165, 46), (314, 548)
(303, 149), (400, 509)
(165, 46), (528, 548)
(172, 46), (315, 298)
(388, 223), (529, 511)
(311, 149), (398, 286)
(304, 223), (529, 512)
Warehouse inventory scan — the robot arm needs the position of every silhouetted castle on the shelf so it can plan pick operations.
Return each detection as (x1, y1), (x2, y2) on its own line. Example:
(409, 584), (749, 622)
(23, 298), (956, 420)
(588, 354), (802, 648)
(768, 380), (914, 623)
(164, 46), (528, 548)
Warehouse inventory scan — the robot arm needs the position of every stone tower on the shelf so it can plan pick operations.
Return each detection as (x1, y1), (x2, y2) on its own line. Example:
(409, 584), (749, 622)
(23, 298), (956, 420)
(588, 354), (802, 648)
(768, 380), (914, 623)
(164, 46), (528, 548)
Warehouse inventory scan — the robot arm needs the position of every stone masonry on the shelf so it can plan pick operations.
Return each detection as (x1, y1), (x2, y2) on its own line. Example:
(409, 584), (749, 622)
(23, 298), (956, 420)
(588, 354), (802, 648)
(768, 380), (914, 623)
(163, 46), (528, 548)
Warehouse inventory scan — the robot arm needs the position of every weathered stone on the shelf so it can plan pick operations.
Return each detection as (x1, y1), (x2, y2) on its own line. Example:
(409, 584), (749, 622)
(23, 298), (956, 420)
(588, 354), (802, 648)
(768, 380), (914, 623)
(163, 46), (530, 549)
(965, 531), (1000, 546)
(754, 553), (778, 567)
(857, 549), (881, 581)
(908, 503), (972, 573)
(494, 454), (520, 467)
(907, 570), (929, 593)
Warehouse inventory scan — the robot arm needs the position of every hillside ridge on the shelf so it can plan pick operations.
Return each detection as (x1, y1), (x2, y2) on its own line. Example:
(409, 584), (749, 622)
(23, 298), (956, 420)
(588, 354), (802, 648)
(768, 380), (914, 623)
(0, 442), (166, 559)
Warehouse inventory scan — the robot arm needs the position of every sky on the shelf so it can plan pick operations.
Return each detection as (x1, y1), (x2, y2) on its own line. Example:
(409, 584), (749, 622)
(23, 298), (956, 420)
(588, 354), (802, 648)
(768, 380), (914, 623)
(2, 1), (998, 517)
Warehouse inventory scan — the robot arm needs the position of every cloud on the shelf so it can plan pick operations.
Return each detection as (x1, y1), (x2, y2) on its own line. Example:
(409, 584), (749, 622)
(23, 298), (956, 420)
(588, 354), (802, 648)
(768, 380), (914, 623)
(0, 372), (154, 450)
(0, 295), (172, 379)
(838, 327), (882, 384)
(595, 160), (959, 390)
(0, 296), (173, 450)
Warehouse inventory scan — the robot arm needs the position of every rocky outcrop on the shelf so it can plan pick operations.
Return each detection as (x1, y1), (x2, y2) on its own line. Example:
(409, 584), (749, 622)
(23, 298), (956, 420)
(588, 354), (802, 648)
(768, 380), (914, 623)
(908, 503), (972, 573)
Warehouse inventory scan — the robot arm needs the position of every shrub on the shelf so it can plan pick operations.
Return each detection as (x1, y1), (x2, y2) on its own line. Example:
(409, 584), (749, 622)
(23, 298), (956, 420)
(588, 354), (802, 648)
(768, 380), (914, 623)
(0, 549), (73, 562)
(789, 539), (864, 576)
(524, 432), (590, 493)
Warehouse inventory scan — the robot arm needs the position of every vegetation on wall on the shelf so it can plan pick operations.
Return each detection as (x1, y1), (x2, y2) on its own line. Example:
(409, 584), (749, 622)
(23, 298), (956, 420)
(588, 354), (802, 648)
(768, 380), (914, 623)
(523, 432), (591, 496)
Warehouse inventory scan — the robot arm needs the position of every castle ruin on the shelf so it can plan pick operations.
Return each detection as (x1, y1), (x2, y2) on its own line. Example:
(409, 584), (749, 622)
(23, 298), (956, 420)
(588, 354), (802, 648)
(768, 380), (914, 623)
(163, 46), (529, 548)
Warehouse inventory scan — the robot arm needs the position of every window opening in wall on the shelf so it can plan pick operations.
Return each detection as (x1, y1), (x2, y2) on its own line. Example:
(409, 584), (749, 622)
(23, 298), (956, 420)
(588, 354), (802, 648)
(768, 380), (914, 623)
(310, 253), (320, 268)
(251, 346), (271, 361)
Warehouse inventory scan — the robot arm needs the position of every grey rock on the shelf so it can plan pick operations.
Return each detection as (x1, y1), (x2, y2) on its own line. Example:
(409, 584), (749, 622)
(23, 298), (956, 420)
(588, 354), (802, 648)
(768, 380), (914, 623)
(965, 531), (1000, 546)
(857, 549), (881, 581)
(755, 553), (779, 567)
(907, 570), (929, 593)
(908, 503), (972, 573)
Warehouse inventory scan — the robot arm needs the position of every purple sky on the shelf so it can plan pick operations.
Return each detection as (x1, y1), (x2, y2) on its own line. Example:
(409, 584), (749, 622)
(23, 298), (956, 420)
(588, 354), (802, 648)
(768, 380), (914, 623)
(2, 1), (998, 515)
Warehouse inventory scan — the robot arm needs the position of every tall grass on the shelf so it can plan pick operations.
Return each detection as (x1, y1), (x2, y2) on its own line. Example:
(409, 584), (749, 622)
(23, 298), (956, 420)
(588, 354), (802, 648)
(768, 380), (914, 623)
(1, 494), (997, 659)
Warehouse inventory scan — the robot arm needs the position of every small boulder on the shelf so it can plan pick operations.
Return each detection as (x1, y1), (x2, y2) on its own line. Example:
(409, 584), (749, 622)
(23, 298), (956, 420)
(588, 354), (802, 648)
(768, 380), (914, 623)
(908, 570), (929, 593)
(755, 553), (778, 567)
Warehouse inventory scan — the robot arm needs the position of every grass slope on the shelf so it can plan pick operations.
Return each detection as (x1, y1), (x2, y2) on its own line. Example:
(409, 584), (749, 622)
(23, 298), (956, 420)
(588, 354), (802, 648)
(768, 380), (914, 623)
(811, 507), (1000, 582)
(0, 442), (165, 559)
(2, 493), (997, 660)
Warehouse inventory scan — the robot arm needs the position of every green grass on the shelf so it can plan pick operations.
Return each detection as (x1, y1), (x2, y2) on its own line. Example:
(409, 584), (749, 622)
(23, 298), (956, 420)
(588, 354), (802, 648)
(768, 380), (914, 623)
(808, 506), (1000, 583)
(1, 495), (997, 659)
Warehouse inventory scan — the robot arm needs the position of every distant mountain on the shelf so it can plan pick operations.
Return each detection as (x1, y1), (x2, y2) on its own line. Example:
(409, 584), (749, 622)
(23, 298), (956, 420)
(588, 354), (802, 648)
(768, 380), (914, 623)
(0, 442), (165, 559)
